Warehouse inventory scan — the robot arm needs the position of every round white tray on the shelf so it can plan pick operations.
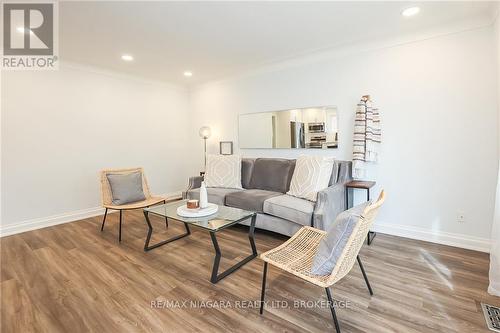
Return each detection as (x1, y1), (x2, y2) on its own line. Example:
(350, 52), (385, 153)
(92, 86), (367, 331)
(176, 203), (218, 217)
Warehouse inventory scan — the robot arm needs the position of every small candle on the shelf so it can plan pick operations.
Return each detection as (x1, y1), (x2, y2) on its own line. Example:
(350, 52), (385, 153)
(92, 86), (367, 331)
(187, 200), (199, 209)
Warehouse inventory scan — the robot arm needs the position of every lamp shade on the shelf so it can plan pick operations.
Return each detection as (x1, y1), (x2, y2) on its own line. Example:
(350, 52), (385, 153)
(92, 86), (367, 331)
(199, 126), (211, 139)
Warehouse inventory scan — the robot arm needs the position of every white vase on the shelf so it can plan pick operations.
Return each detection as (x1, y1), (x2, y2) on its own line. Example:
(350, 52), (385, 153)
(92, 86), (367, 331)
(199, 181), (208, 209)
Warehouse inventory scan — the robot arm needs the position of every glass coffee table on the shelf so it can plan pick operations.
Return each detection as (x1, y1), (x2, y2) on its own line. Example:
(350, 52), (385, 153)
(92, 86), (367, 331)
(143, 200), (257, 284)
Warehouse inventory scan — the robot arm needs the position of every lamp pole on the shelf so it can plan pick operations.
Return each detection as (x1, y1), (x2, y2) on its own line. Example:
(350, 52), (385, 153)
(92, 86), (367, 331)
(204, 137), (207, 170)
(199, 126), (211, 172)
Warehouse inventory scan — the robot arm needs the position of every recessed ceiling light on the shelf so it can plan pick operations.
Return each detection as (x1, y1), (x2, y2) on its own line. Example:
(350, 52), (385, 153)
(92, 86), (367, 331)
(184, 71), (193, 77)
(402, 6), (420, 17)
(121, 54), (134, 61)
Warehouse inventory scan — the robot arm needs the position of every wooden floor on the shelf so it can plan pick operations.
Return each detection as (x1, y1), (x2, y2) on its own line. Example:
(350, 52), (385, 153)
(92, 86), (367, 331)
(1, 209), (499, 333)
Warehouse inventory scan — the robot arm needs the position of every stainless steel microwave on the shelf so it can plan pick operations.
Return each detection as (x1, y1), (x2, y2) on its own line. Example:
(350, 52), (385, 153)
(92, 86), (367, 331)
(308, 122), (325, 133)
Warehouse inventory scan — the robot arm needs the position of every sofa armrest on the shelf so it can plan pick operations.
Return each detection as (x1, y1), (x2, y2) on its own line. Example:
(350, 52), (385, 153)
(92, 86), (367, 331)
(312, 183), (347, 231)
(188, 176), (203, 189)
(182, 176), (204, 199)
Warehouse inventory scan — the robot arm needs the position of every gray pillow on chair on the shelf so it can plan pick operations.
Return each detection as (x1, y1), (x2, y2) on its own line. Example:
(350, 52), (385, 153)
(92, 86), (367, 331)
(311, 202), (370, 275)
(106, 171), (146, 205)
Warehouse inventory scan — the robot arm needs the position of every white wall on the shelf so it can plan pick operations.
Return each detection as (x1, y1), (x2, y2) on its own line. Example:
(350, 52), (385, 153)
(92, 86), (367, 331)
(239, 112), (274, 148)
(497, 11), (500, 135)
(489, 8), (500, 296)
(1, 63), (191, 235)
(189, 26), (498, 251)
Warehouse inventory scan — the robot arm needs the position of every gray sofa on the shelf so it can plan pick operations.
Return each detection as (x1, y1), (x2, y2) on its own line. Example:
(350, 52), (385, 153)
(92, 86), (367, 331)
(185, 158), (352, 236)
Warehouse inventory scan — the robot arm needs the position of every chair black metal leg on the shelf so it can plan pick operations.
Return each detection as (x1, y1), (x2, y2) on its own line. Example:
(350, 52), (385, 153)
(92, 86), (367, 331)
(367, 231), (376, 245)
(325, 287), (341, 333)
(119, 210), (123, 242)
(100, 208), (108, 231)
(260, 262), (268, 315)
(357, 255), (373, 296)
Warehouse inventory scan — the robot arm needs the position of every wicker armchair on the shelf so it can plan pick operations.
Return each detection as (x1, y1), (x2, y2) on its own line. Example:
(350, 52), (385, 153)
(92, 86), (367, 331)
(259, 190), (385, 333)
(100, 167), (167, 242)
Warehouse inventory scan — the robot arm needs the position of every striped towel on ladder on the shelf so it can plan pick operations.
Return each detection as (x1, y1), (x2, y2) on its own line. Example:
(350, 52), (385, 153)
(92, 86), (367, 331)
(353, 97), (381, 179)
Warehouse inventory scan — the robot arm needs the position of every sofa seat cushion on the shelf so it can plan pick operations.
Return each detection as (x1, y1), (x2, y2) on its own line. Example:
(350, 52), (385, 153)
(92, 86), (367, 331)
(263, 195), (315, 226)
(225, 189), (282, 213)
(187, 187), (242, 206)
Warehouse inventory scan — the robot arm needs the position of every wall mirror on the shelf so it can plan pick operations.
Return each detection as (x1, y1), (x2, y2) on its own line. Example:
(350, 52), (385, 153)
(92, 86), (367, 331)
(238, 106), (338, 149)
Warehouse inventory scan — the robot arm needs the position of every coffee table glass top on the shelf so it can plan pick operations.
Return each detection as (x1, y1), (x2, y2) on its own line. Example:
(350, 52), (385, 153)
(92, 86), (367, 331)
(144, 200), (255, 231)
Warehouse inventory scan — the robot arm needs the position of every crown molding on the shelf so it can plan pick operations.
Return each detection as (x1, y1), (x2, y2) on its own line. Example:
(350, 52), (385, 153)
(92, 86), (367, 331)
(56, 61), (189, 92)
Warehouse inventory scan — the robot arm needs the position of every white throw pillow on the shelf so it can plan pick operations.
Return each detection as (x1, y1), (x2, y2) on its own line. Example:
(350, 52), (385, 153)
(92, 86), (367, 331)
(204, 155), (243, 189)
(287, 156), (334, 202)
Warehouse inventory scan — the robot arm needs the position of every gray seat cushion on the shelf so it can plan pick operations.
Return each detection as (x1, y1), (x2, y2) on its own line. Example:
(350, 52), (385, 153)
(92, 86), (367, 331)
(263, 195), (315, 226)
(106, 171), (146, 205)
(225, 189), (282, 213)
(249, 158), (295, 193)
(187, 187), (242, 206)
(311, 202), (369, 276)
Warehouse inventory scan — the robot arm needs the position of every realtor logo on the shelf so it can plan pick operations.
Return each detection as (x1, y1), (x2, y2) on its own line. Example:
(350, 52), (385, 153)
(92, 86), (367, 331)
(2, 2), (58, 70)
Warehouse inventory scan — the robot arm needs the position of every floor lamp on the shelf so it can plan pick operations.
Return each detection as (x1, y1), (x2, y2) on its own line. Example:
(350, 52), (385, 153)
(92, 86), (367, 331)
(199, 126), (211, 170)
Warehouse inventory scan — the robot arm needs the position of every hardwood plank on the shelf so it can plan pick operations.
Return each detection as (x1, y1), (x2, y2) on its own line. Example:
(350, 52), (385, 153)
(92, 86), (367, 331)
(1, 208), (498, 332)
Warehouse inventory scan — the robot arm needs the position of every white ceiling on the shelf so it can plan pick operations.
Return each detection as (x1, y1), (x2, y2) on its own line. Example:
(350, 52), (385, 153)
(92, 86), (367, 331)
(59, 1), (496, 86)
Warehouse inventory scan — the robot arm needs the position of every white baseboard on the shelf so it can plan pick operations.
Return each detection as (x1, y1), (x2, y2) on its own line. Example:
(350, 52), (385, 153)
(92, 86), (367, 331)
(488, 285), (500, 296)
(372, 221), (492, 253)
(0, 192), (183, 237)
(1, 198), (492, 254)
(0, 206), (107, 237)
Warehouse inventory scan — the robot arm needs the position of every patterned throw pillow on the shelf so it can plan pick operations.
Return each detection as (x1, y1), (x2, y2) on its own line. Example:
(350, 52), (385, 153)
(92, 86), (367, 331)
(286, 156), (334, 202)
(204, 155), (243, 189)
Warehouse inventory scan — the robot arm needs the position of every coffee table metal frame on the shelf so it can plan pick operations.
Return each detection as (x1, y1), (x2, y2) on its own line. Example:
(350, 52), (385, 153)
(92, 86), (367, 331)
(143, 204), (257, 284)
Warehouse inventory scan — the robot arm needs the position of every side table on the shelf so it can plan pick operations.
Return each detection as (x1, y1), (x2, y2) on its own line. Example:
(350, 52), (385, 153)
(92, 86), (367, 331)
(345, 180), (377, 245)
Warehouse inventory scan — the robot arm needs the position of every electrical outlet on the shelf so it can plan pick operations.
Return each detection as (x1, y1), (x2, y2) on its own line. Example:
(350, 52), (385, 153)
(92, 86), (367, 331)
(457, 211), (466, 223)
